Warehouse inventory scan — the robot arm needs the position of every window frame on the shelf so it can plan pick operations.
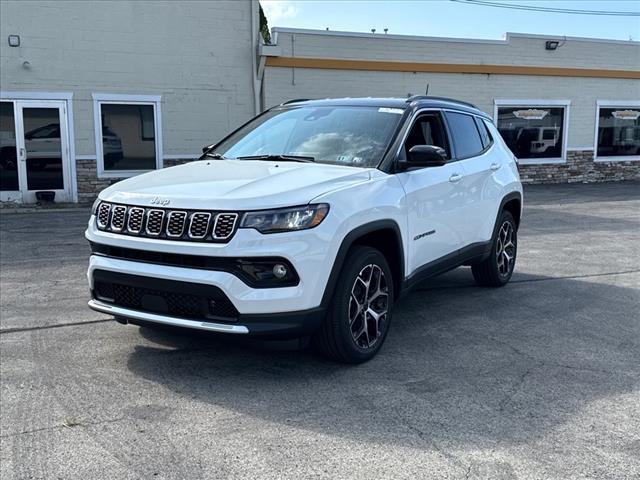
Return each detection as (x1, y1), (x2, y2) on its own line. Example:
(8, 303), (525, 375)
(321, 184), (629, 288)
(92, 93), (163, 178)
(493, 99), (570, 165)
(594, 100), (640, 163)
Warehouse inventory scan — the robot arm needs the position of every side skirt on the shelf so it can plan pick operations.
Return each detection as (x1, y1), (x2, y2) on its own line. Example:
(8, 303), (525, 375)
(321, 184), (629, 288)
(400, 241), (491, 295)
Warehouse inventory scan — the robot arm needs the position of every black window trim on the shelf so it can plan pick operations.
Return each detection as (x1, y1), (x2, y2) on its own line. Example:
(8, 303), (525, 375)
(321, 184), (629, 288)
(442, 109), (494, 161)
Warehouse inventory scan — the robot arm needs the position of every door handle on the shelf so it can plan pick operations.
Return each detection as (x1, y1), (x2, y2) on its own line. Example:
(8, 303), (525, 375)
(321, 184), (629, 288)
(449, 173), (462, 183)
(19, 147), (26, 162)
(490, 163), (501, 171)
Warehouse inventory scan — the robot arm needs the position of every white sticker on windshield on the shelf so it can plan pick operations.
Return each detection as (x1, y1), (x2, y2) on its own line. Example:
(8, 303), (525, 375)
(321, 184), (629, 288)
(378, 107), (404, 114)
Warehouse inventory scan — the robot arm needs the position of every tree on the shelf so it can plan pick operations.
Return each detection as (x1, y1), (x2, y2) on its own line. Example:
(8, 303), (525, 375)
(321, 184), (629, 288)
(259, 4), (271, 44)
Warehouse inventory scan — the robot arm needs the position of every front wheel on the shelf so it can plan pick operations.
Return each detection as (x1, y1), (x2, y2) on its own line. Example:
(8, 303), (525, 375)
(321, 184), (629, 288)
(313, 246), (394, 363)
(472, 210), (518, 287)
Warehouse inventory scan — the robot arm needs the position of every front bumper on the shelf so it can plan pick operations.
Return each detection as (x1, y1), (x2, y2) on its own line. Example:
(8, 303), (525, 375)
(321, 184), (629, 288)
(88, 299), (324, 337)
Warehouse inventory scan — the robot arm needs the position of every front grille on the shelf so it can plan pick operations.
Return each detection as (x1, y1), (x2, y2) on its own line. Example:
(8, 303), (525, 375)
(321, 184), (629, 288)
(110, 206), (126, 231)
(213, 213), (238, 239)
(93, 270), (239, 322)
(97, 203), (111, 228)
(189, 212), (211, 239)
(146, 210), (165, 236)
(127, 208), (144, 233)
(94, 202), (239, 243)
(166, 211), (187, 237)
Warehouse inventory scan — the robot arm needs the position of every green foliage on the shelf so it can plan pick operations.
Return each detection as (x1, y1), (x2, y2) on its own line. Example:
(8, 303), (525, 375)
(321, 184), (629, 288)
(259, 4), (271, 44)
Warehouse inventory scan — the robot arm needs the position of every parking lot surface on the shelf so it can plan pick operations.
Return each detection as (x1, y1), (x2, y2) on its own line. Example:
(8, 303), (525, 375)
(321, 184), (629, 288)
(1, 182), (639, 480)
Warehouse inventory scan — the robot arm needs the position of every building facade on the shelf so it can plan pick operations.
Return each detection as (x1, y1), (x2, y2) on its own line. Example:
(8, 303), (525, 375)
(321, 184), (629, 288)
(262, 28), (640, 184)
(1, 3), (639, 207)
(1, 0), (261, 205)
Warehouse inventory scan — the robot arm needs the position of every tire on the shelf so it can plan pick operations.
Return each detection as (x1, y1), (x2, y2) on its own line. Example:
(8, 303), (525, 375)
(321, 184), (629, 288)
(472, 210), (517, 287)
(313, 246), (394, 363)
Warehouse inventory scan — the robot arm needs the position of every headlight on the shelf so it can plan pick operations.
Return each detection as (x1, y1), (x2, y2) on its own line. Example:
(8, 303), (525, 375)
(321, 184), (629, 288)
(240, 204), (329, 234)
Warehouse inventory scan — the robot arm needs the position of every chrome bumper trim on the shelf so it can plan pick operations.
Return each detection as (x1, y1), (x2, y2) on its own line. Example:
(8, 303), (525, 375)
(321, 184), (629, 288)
(88, 300), (250, 334)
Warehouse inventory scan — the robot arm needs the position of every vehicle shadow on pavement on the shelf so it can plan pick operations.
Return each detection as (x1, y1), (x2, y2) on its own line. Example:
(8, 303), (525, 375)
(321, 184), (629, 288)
(126, 267), (640, 449)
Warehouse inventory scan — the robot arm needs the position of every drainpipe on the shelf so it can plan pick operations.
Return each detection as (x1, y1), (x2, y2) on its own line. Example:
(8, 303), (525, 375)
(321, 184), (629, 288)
(250, 0), (261, 115)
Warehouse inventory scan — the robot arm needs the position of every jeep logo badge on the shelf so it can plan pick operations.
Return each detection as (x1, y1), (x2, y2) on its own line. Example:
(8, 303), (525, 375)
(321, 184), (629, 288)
(150, 196), (170, 206)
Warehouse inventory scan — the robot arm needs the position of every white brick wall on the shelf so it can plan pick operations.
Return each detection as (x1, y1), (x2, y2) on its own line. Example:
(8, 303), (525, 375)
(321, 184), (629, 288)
(264, 29), (640, 149)
(0, 0), (257, 158)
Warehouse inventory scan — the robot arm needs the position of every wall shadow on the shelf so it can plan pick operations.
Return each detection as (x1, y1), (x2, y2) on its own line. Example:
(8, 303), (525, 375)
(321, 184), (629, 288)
(126, 267), (640, 449)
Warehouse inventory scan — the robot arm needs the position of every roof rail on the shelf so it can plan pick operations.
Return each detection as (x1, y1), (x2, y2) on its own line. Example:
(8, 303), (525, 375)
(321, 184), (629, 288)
(280, 98), (312, 105)
(406, 95), (478, 110)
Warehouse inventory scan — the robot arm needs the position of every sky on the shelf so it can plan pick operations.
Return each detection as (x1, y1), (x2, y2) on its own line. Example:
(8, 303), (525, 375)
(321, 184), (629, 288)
(260, 0), (640, 42)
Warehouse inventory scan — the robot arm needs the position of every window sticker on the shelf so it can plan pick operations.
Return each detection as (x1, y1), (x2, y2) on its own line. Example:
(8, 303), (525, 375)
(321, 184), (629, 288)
(378, 107), (404, 115)
(612, 110), (640, 121)
(513, 109), (549, 120)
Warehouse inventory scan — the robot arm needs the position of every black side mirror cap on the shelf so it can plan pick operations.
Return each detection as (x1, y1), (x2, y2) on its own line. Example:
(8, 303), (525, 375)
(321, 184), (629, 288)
(398, 145), (447, 171)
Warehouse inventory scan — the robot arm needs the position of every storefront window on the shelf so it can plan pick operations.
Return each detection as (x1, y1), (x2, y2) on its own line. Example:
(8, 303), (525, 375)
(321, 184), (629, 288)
(496, 105), (566, 160)
(93, 94), (162, 177)
(596, 107), (640, 159)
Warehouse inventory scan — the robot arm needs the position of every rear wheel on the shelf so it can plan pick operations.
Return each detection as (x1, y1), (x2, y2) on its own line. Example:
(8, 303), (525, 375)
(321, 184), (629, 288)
(314, 246), (393, 363)
(472, 210), (517, 287)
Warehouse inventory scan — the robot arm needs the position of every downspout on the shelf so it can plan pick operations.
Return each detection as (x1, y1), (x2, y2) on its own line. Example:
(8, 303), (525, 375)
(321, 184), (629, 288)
(250, 0), (261, 115)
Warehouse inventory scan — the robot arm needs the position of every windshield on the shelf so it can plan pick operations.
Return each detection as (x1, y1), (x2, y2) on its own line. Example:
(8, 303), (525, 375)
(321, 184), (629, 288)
(213, 105), (405, 168)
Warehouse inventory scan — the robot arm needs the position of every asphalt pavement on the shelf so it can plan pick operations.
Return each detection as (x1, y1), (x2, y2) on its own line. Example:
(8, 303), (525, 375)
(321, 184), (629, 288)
(1, 182), (639, 479)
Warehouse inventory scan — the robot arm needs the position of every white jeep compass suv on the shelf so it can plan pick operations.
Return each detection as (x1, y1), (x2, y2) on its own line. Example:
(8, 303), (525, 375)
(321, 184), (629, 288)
(86, 97), (522, 363)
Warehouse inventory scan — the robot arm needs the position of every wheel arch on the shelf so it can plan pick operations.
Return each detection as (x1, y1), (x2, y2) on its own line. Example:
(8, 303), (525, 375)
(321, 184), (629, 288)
(500, 191), (522, 229)
(320, 220), (405, 309)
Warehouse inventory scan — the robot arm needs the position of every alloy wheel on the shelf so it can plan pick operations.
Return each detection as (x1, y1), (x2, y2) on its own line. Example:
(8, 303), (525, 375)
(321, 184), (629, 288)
(348, 264), (389, 349)
(496, 221), (516, 277)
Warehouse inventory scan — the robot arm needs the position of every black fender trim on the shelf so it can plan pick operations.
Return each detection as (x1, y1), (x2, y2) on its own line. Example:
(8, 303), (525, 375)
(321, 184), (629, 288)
(320, 220), (405, 309)
(498, 191), (522, 227)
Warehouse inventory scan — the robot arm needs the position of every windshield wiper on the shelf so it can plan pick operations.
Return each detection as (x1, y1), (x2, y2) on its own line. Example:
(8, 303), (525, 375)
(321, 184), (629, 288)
(236, 154), (315, 163)
(202, 152), (226, 160)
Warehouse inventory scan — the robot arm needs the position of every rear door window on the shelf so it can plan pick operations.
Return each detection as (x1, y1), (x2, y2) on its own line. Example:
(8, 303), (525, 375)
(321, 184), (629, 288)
(445, 112), (484, 159)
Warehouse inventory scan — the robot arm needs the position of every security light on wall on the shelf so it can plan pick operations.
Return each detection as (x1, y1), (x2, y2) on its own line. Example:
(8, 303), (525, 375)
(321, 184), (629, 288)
(8, 35), (20, 47)
(545, 41), (559, 50)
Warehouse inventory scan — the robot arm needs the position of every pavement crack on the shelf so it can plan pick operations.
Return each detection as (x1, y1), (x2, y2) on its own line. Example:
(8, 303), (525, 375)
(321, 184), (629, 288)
(414, 268), (640, 292)
(498, 367), (536, 412)
(0, 318), (113, 335)
(0, 417), (125, 439)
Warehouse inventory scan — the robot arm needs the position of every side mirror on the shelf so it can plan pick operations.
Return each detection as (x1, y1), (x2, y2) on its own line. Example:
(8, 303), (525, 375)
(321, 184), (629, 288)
(399, 145), (447, 171)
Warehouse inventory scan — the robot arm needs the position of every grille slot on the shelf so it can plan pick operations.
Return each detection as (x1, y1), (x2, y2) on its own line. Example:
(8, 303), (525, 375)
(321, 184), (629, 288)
(213, 213), (238, 240)
(166, 211), (187, 238)
(97, 202), (111, 229)
(188, 212), (211, 239)
(127, 207), (144, 233)
(146, 210), (165, 235)
(93, 274), (239, 322)
(110, 205), (127, 231)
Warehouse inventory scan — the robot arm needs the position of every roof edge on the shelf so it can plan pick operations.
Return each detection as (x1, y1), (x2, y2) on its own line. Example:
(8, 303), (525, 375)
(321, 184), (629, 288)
(270, 27), (640, 47)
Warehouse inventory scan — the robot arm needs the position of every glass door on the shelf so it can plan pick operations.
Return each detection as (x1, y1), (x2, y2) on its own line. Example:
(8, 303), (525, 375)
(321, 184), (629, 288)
(0, 100), (72, 203)
(0, 101), (20, 202)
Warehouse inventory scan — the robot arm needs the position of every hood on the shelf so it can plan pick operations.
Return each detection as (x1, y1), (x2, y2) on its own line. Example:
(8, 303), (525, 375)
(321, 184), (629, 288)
(99, 160), (373, 210)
